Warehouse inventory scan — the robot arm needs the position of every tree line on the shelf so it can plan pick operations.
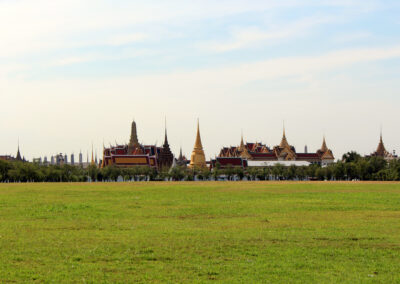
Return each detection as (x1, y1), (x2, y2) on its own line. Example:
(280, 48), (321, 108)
(0, 152), (399, 182)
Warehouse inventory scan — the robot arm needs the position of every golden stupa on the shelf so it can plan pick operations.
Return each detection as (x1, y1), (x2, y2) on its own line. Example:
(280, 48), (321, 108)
(189, 119), (207, 169)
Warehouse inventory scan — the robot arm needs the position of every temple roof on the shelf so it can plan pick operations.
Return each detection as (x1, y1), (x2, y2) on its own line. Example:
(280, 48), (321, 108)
(320, 136), (328, 153)
(279, 127), (290, 149)
(375, 133), (387, 156)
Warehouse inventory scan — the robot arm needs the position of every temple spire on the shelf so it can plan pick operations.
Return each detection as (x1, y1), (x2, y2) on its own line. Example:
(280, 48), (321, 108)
(179, 147), (183, 160)
(279, 123), (290, 149)
(128, 119), (140, 153)
(158, 116), (173, 169)
(240, 130), (244, 150)
(164, 116), (168, 145)
(376, 129), (387, 156)
(16, 138), (22, 161)
(194, 119), (203, 150)
(189, 119), (207, 169)
(91, 143), (95, 164)
(321, 135), (328, 153)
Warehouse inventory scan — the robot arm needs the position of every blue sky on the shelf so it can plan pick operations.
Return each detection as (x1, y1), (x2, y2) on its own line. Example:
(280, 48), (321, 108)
(1, 0), (400, 160)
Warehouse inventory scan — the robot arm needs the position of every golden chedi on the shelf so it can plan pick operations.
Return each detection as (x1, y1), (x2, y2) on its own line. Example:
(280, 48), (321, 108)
(189, 119), (207, 169)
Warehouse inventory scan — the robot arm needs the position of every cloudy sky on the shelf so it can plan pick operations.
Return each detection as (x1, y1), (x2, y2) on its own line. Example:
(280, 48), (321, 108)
(1, 0), (400, 160)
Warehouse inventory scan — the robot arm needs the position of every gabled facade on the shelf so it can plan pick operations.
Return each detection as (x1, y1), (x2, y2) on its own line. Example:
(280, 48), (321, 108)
(218, 129), (335, 166)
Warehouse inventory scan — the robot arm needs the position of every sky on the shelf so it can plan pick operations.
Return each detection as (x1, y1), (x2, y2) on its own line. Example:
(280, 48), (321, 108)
(1, 0), (400, 160)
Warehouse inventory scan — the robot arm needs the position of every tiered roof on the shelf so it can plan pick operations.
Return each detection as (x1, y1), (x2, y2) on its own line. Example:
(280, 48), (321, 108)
(218, 129), (334, 164)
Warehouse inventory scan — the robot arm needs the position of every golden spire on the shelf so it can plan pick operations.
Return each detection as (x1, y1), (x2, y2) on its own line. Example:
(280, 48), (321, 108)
(194, 119), (203, 150)
(91, 143), (95, 165)
(321, 135), (328, 153)
(189, 119), (207, 169)
(279, 123), (290, 149)
(239, 130), (245, 151)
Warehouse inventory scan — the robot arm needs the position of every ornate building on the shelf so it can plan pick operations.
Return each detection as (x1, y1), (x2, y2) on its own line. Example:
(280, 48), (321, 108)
(101, 120), (178, 169)
(218, 129), (335, 166)
(176, 147), (189, 167)
(102, 120), (160, 168)
(189, 120), (207, 169)
(368, 132), (397, 160)
(158, 124), (174, 169)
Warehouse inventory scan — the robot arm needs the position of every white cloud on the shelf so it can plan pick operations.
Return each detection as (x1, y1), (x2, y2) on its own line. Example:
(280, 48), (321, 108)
(0, 0), (378, 58)
(332, 32), (372, 43)
(106, 33), (149, 46)
(199, 16), (335, 52)
(48, 49), (158, 67)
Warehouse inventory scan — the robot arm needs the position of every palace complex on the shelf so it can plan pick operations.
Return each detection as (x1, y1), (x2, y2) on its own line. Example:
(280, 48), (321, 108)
(215, 128), (335, 168)
(8, 118), (400, 173)
(101, 120), (174, 169)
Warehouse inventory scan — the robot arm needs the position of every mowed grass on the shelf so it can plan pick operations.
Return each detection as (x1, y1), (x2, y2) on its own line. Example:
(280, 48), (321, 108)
(0, 182), (400, 283)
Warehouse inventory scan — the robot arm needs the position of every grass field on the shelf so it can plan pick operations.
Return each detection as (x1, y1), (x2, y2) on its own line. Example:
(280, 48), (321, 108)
(0, 182), (400, 283)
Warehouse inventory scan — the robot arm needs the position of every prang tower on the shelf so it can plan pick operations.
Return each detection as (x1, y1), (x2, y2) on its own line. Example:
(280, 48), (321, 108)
(128, 120), (141, 154)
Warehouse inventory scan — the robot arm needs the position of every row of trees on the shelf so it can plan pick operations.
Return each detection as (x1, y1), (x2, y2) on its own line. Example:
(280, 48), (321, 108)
(1, 152), (400, 182)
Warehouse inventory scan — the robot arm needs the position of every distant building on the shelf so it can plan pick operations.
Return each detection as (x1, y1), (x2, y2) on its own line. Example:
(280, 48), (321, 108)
(71, 154), (75, 165)
(218, 128), (334, 166)
(176, 147), (189, 167)
(210, 157), (248, 170)
(368, 132), (398, 161)
(158, 123), (174, 169)
(0, 155), (14, 161)
(58, 154), (65, 165)
(101, 120), (163, 169)
(0, 143), (26, 162)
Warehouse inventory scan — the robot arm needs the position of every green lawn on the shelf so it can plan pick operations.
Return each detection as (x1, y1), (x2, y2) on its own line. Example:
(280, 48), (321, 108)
(0, 182), (400, 283)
